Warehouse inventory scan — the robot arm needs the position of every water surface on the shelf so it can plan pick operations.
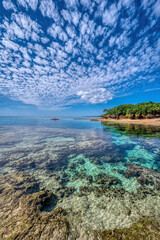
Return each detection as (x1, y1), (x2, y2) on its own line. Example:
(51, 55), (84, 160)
(0, 117), (160, 239)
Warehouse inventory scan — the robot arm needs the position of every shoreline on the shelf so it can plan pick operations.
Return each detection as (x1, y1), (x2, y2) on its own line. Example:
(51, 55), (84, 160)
(91, 118), (160, 125)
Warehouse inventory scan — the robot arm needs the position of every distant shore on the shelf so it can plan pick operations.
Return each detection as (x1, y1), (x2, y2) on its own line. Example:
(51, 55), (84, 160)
(91, 118), (160, 125)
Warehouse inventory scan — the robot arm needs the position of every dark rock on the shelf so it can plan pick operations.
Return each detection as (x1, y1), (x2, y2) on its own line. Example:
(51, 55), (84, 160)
(86, 175), (93, 183)
(93, 217), (160, 240)
(79, 186), (93, 195)
(94, 188), (106, 197)
(94, 173), (121, 188)
(125, 163), (160, 190)
(117, 169), (125, 174)
(89, 157), (103, 165)
(68, 162), (77, 169)
(77, 158), (85, 164)
(61, 172), (69, 178)
(64, 187), (75, 197)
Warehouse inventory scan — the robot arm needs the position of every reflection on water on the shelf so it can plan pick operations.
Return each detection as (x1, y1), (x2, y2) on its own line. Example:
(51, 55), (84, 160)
(0, 118), (160, 239)
(102, 121), (160, 138)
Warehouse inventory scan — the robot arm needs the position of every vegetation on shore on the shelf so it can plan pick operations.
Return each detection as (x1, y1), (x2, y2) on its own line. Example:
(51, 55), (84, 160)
(102, 101), (160, 119)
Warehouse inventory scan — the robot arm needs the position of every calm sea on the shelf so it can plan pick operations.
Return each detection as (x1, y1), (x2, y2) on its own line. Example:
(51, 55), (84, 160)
(0, 116), (160, 238)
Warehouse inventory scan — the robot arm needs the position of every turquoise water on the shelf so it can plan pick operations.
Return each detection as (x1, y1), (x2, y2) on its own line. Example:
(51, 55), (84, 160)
(0, 117), (160, 233)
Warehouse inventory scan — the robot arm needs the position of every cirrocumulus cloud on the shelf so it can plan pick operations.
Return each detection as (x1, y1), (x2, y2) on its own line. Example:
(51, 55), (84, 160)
(0, 0), (160, 108)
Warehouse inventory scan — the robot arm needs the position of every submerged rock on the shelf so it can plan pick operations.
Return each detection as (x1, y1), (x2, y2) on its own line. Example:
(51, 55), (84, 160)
(0, 172), (69, 240)
(125, 163), (160, 190)
(77, 158), (85, 164)
(93, 217), (160, 240)
(64, 187), (76, 197)
(117, 169), (125, 174)
(79, 186), (94, 195)
(86, 175), (93, 183)
(0, 169), (160, 239)
(94, 173), (121, 189)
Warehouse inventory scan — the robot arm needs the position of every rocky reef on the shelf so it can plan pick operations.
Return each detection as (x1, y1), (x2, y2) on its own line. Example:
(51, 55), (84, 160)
(125, 163), (160, 190)
(0, 170), (160, 239)
(94, 217), (160, 240)
(0, 172), (69, 240)
(0, 124), (160, 239)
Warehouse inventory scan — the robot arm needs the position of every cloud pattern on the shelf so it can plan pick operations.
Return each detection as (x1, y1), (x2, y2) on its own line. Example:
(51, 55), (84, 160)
(0, 0), (160, 107)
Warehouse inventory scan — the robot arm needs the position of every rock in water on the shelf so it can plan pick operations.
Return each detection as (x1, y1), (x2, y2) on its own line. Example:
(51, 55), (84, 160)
(125, 163), (160, 190)
(0, 172), (69, 240)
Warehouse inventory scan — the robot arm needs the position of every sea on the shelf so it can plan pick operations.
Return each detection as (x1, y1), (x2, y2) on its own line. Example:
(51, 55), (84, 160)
(0, 116), (160, 239)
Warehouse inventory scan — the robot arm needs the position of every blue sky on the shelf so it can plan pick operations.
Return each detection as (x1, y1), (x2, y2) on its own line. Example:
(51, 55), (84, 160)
(0, 0), (160, 116)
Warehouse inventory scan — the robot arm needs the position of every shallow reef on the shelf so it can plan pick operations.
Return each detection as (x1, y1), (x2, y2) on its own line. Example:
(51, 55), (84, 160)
(0, 172), (160, 240)
(93, 217), (160, 240)
(0, 124), (160, 239)
(125, 163), (160, 190)
(0, 172), (69, 240)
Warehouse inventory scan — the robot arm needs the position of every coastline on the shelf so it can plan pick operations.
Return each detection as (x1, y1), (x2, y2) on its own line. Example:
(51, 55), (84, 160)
(91, 118), (160, 125)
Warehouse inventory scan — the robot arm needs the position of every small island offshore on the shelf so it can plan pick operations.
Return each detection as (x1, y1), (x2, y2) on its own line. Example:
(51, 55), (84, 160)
(93, 101), (160, 125)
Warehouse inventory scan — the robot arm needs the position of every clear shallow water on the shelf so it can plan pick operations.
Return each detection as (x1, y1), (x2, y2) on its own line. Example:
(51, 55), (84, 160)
(0, 117), (160, 237)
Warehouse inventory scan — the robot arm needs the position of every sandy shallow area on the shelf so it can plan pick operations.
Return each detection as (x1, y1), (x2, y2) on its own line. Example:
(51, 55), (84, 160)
(92, 118), (160, 125)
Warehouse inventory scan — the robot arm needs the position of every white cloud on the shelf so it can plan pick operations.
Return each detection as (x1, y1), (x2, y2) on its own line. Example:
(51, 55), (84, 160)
(65, 39), (74, 53)
(95, 0), (107, 17)
(12, 13), (42, 35)
(39, 0), (59, 22)
(61, 9), (72, 23)
(1, 39), (19, 51)
(71, 11), (81, 25)
(17, 0), (38, 11)
(153, 0), (160, 17)
(80, 0), (91, 8)
(48, 24), (62, 39)
(109, 36), (115, 47)
(80, 20), (88, 35)
(77, 88), (114, 104)
(65, 0), (79, 9)
(0, 0), (160, 108)
(3, 0), (16, 10)
(41, 37), (50, 44)
(102, 4), (119, 26)
(66, 25), (76, 38)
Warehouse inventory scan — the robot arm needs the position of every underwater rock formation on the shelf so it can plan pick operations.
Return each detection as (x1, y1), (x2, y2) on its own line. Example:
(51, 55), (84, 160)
(0, 170), (160, 239)
(93, 217), (160, 240)
(0, 125), (160, 239)
(125, 163), (160, 190)
(0, 172), (69, 240)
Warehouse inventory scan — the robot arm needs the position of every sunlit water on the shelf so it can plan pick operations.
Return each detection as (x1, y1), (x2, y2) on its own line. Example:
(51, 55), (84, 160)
(0, 117), (160, 235)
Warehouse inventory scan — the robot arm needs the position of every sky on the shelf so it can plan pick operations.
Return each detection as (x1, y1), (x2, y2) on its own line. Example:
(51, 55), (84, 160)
(0, 0), (160, 117)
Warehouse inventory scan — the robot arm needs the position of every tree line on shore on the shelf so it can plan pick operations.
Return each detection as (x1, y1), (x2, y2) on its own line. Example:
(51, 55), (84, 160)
(102, 101), (160, 119)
